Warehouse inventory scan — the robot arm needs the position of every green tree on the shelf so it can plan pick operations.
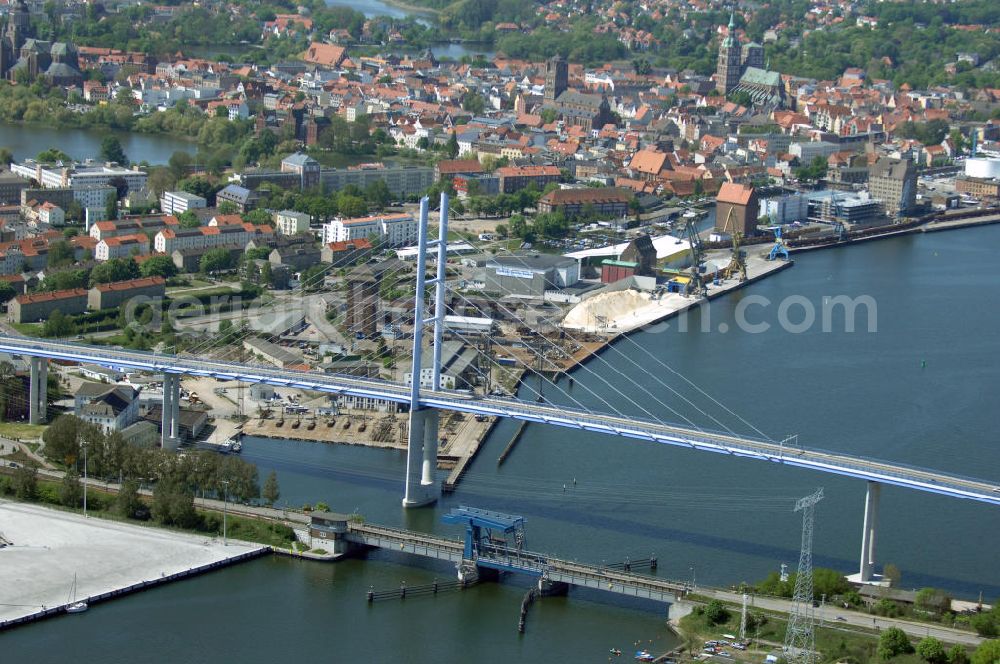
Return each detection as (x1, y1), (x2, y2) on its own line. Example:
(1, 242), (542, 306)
(13, 462), (38, 500)
(971, 640), (1000, 664)
(883, 563), (902, 586)
(446, 131), (459, 158)
(365, 179), (391, 210)
(43, 309), (78, 338)
(200, 248), (235, 273)
(705, 600), (730, 625)
(918, 637), (948, 664)
(43, 414), (86, 464)
(177, 210), (201, 228)
(0, 147), (13, 166)
(116, 479), (145, 519)
(948, 645), (970, 664)
(47, 239), (75, 268)
(99, 135), (129, 165)
(105, 192), (118, 221)
(167, 151), (193, 180)
(152, 474), (197, 528)
(89, 257), (139, 286)
(916, 588), (953, 615)
(59, 469), (83, 508)
(262, 470), (280, 506)
(140, 255), (177, 279)
(242, 209), (272, 225)
(0, 281), (15, 304)
(37, 148), (71, 163)
(878, 627), (914, 660)
(971, 614), (998, 638)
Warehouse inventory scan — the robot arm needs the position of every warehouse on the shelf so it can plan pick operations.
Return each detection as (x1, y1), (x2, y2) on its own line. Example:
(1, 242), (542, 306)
(477, 253), (579, 297)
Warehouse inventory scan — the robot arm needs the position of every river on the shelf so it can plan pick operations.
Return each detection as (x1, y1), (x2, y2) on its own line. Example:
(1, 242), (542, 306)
(0, 123), (195, 165)
(4, 212), (1000, 658)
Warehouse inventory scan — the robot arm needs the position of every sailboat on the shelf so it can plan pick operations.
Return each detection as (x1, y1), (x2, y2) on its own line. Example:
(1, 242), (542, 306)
(66, 573), (88, 614)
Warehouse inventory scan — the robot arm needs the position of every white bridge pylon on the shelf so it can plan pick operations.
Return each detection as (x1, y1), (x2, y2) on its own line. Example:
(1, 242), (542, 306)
(403, 193), (449, 508)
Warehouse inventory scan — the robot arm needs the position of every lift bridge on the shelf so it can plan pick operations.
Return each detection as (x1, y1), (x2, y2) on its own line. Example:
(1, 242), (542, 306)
(347, 506), (688, 607)
(1, 194), (999, 586)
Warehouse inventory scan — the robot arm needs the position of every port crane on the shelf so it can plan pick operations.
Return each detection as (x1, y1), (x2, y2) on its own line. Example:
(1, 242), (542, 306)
(719, 205), (748, 282)
(682, 216), (707, 296)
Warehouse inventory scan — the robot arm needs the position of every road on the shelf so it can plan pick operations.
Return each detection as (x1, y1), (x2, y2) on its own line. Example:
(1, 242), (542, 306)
(699, 587), (985, 647)
(1, 335), (998, 506)
(0, 456), (984, 648)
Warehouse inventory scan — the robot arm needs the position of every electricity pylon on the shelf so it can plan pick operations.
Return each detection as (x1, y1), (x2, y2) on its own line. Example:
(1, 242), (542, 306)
(783, 488), (824, 664)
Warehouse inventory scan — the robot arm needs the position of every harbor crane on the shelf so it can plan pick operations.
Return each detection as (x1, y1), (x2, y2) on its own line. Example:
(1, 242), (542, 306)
(682, 216), (707, 296)
(719, 205), (748, 282)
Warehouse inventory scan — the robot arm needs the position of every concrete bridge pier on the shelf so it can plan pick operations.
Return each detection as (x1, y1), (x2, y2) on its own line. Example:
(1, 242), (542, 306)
(403, 408), (440, 507)
(848, 481), (883, 585)
(160, 373), (181, 451)
(28, 357), (48, 424)
(537, 577), (569, 597)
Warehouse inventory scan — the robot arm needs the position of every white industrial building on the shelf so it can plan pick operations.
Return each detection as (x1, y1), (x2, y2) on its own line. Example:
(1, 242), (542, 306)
(760, 192), (810, 224)
(321, 213), (416, 247)
(160, 190), (207, 215)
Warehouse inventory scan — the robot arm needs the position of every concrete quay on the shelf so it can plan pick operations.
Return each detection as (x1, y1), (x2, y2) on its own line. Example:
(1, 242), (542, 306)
(0, 502), (267, 630)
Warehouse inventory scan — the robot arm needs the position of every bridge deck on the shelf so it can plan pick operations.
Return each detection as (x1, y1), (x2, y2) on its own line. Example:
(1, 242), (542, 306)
(1, 336), (998, 506)
(346, 523), (687, 604)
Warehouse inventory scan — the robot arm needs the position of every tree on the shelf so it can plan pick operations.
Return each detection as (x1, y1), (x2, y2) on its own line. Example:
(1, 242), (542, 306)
(13, 462), (38, 500)
(152, 474), (197, 528)
(878, 627), (914, 660)
(705, 600), (730, 625)
(168, 151), (193, 180)
(140, 255), (177, 279)
(37, 148), (71, 163)
(883, 563), (902, 586)
(446, 131), (459, 158)
(813, 567), (850, 599)
(200, 248), (235, 273)
(177, 210), (201, 228)
(43, 309), (78, 338)
(43, 414), (86, 464)
(105, 192), (118, 221)
(59, 469), (83, 508)
(948, 645), (970, 664)
(100, 135), (129, 165)
(262, 470), (280, 506)
(916, 588), (953, 615)
(0, 281), (15, 305)
(461, 91), (486, 115)
(494, 224), (508, 238)
(971, 640), (1000, 664)
(90, 257), (139, 286)
(918, 637), (948, 664)
(365, 179), (391, 210)
(0, 147), (13, 166)
(47, 239), (75, 268)
(971, 614), (998, 638)
(116, 479), (145, 519)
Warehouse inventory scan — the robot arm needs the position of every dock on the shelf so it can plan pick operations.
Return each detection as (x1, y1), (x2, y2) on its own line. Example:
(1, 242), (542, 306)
(0, 502), (268, 630)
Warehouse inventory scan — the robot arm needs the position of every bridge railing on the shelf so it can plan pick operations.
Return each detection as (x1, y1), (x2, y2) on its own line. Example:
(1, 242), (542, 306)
(1, 336), (997, 503)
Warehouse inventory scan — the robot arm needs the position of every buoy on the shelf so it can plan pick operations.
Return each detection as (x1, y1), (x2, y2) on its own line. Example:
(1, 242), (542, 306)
(921, 360), (926, 369)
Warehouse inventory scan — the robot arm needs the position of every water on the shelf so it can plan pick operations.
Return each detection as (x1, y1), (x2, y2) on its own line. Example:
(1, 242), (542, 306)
(1, 555), (676, 663)
(236, 225), (1000, 599)
(5, 226), (1000, 655)
(0, 123), (196, 165)
(432, 42), (496, 60)
(326, 0), (431, 21)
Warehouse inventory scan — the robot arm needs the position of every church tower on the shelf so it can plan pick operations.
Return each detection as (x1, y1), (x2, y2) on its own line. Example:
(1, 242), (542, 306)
(544, 55), (568, 104)
(716, 12), (742, 96)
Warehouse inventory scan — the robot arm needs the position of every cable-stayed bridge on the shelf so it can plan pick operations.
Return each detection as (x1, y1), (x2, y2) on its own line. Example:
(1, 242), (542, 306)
(3, 195), (997, 588)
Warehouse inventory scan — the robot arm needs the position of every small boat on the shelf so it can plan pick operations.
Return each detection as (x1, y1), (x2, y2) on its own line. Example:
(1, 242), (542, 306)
(231, 439), (242, 454)
(635, 651), (655, 662)
(66, 573), (87, 614)
(610, 648), (622, 656)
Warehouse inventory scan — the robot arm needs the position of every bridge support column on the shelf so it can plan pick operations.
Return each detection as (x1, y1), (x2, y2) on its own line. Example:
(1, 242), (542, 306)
(28, 357), (48, 424)
(403, 408), (439, 507)
(848, 481), (883, 585)
(537, 577), (569, 597)
(161, 373), (181, 451)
